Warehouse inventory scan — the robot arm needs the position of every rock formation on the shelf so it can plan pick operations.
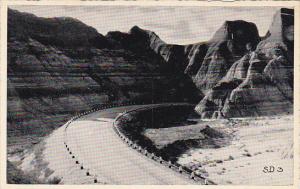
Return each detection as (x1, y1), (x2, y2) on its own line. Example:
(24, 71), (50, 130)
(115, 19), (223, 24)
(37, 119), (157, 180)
(7, 7), (294, 139)
(7, 7), (294, 184)
(195, 8), (294, 118)
(186, 20), (260, 93)
(7, 9), (201, 139)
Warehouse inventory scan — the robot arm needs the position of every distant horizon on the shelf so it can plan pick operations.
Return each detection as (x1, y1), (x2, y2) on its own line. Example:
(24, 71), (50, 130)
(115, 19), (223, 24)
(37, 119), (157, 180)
(9, 6), (289, 45)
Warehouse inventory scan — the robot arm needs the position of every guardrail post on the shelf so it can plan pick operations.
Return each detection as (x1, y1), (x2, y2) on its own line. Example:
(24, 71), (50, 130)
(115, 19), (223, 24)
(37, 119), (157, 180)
(179, 166), (183, 173)
(159, 157), (163, 164)
(112, 103), (203, 183)
(94, 174), (97, 183)
(168, 161), (172, 168)
(86, 169), (90, 176)
(190, 171), (195, 180)
(151, 153), (155, 159)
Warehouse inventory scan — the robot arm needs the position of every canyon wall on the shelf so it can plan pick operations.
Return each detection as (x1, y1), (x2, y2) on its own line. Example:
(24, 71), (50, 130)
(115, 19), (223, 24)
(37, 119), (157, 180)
(7, 8), (294, 140)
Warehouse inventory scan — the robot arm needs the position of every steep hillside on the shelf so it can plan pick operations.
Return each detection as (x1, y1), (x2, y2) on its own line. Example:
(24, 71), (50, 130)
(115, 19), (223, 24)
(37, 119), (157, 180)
(7, 9), (201, 143)
(126, 9), (293, 119)
(195, 8), (294, 118)
(106, 26), (191, 75)
(191, 20), (260, 92)
(7, 7), (294, 142)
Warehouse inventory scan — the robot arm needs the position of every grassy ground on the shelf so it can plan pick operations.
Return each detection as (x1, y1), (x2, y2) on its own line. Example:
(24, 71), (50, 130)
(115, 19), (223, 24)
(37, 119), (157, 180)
(143, 120), (230, 149)
(143, 120), (231, 162)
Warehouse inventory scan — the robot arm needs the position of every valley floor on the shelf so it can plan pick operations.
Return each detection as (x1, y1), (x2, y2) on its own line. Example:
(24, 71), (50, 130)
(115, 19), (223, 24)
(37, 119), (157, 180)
(176, 115), (293, 185)
(8, 106), (293, 185)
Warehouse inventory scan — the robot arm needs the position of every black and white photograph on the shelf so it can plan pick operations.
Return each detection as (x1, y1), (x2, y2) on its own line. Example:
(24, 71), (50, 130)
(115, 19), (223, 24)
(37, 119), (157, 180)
(3, 2), (296, 186)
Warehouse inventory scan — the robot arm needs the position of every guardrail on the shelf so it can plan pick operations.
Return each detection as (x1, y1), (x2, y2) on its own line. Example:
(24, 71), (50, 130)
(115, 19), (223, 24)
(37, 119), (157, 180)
(62, 102), (214, 185)
(62, 102), (144, 184)
(112, 104), (215, 185)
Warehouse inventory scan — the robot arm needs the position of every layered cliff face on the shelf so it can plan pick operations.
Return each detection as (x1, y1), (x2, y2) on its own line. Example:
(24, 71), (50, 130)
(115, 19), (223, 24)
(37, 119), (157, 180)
(7, 9), (201, 139)
(7, 7), (294, 140)
(195, 8), (294, 118)
(107, 26), (190, 73)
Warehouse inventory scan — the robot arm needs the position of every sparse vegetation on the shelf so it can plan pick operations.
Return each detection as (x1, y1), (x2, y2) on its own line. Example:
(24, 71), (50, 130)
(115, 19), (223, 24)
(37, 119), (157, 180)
(7, 160), (40, 184)
(115, 105), (231, 162)
(7, 140), (61, 184)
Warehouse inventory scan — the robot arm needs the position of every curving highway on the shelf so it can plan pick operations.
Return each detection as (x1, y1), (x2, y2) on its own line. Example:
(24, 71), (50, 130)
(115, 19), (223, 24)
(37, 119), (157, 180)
(44, 105), (197, 184)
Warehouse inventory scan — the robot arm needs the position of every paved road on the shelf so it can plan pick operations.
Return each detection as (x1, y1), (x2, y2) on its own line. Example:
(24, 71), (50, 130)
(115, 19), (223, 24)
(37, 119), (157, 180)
(63, 105), (194, 184)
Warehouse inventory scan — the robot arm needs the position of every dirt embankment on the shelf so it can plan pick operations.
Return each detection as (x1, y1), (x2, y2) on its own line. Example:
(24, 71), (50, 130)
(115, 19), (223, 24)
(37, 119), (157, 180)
(114, 104), (231, 163)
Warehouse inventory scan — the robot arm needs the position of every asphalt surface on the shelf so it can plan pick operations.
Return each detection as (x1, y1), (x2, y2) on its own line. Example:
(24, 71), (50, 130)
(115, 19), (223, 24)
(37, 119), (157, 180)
(64, 105), (194, 184)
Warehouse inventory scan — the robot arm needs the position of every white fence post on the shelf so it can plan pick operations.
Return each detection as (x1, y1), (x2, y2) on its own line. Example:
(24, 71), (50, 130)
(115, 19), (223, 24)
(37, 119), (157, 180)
(168, 160), (172, 168)
(179, 166), (183, 173)
(159, 156), (163, 164)
(93, 174), (98, 183)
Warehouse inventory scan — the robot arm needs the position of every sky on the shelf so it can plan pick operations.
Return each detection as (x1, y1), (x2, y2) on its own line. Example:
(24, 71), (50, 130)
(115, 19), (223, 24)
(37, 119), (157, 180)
(10, 6), (284, 45)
